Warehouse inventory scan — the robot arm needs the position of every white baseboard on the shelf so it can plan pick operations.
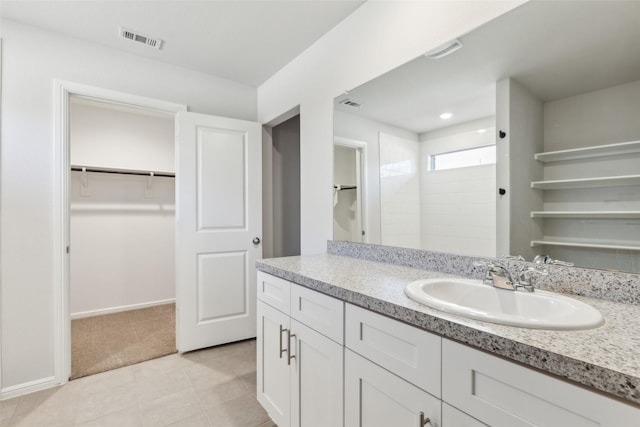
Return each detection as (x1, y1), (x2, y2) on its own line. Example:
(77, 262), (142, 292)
(1, 376), (60, 400)
(70, 298), (175, 320)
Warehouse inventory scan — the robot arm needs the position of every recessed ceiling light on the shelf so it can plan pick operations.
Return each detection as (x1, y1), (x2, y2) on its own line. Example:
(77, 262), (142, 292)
(440, 112), (453, 120)
(477, 129), (487, 133)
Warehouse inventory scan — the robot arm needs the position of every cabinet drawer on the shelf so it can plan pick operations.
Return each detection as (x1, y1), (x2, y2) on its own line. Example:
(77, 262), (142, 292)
(290, 284), (344, 344)
(345, 303), (441, 397)
(442, 339), (640, 427)
(257, 272), (291, 314)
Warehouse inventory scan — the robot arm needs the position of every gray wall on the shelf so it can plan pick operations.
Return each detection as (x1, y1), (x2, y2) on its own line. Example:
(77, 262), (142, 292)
(272, 115), (301, 257)
(496, 78), (544, 260)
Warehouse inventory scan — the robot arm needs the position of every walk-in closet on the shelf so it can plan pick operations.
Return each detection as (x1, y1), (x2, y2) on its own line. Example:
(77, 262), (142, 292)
(69, 96), (176, 379)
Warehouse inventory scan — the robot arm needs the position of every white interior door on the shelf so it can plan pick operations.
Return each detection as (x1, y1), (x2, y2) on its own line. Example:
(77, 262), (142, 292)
(176, 111), (261, 352)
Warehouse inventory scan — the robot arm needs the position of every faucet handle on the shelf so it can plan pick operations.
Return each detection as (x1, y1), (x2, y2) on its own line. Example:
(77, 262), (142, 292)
(515, 266), (547, 292)
(519, 265), (548, 278)
(533, 254), (574, 267)
(473, 260), (498, 269)
(473, 261), (496, 285)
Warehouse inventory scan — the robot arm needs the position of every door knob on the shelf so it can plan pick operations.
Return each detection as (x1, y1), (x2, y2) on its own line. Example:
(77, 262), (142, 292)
(253, 237), (261, 245)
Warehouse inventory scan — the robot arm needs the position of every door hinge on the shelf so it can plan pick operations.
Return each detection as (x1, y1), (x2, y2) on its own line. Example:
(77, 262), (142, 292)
(66, 246), (70, 254)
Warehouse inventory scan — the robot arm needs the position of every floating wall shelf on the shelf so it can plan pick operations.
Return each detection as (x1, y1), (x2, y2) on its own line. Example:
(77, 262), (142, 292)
(534, 140), (640, 162)
(531, 239), (640, 252)
(530, 175), (640, 190)
(531, 139), (640, 261)
(530, 211), (640, 219)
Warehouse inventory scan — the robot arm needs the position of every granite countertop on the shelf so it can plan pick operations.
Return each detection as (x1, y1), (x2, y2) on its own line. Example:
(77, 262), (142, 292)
(257, 254), (640, 407)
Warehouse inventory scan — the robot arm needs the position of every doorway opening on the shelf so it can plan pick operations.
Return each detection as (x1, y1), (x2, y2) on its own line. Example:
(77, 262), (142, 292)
(263, 112), (301, 258)
(53, 81), (187, 384)
(67, 95), (177, 379)
(333, 137), (367, 243)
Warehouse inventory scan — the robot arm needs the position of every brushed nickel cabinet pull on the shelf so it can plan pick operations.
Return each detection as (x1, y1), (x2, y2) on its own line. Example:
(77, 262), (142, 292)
(420, 411), (431, 426)
(279, 325), (287, 359)
(287, 329), (296, 365)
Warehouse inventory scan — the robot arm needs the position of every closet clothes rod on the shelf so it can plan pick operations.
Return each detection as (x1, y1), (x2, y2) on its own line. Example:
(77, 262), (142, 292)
(334, 185), (357, 190)
(71, 166), (175, 178)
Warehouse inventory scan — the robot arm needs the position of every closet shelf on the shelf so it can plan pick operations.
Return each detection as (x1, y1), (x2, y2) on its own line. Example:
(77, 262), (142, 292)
(530, 211), (640, 219)
(534, 140), (640, 162)
(530, 174), (640, 190)
(530, 239), (640, 251)
(71, 165), (175, 178)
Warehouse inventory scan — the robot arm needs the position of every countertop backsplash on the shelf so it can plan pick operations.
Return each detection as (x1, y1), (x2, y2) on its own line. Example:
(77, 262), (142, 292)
(327, 240), (640, 306)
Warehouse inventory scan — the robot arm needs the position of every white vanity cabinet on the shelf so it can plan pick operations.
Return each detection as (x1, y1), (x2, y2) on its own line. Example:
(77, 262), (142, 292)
(256, 272), (344, 427)
(257, 271), (640, 427)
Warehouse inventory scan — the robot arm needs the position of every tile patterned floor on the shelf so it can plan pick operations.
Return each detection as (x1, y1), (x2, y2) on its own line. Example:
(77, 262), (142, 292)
(0, 339), (276, 427)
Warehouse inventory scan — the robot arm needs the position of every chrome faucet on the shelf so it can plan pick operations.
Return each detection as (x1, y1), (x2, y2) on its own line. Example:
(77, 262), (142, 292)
(482, 263), (547, 292)
(483, 264), (515, 290)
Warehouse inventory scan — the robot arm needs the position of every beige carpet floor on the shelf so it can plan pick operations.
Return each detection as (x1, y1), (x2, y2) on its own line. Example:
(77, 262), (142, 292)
(71, 303), (176, 380)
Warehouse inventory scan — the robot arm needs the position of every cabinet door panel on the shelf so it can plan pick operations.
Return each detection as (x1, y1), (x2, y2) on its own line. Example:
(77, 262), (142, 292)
(346, 303), (441, 397)
(345, 349), (441, 427)
(291, 320), (343, 427)
(257, 301), (290, 427)
(442, 403), (488, 427)
(443, 339), (640, 427)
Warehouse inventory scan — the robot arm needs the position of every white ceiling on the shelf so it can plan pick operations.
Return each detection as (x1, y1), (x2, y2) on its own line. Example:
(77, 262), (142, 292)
(336, 1), (640, 134)
(1, 0), (365, 87)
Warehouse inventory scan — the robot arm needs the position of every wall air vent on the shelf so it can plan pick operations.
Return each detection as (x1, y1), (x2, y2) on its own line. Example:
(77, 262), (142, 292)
(119, 27), (163, 50)
(339, 99), (361, 108)
(424, 39), (463, 59)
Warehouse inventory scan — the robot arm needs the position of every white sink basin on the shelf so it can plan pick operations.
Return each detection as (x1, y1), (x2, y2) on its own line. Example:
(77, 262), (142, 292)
(405, 278), (604, 330)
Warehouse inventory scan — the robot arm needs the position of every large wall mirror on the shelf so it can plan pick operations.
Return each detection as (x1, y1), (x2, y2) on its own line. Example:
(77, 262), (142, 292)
(333, 1), (640, 274)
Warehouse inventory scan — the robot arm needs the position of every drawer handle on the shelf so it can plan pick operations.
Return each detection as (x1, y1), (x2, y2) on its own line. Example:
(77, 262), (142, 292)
(419, 411), (431, 426)
(279, 325), (287, 359)
(287, 329), (296, 365)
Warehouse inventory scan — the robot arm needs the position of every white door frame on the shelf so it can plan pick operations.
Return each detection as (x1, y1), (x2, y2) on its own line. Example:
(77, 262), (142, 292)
(53, 80), (186, 385)
(334, 136), (368, 243)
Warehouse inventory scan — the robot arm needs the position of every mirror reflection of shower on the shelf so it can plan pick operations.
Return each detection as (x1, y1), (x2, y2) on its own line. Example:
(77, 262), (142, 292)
(333, 139), (366, 243)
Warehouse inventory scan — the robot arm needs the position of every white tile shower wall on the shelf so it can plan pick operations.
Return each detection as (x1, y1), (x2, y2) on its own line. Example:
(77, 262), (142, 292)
(379, 132), (421, 249)
(419, 120), (496, 257)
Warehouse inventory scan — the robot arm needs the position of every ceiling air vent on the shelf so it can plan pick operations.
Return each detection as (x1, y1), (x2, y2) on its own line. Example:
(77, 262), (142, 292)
(424, 39), (463, 59)
(339, 99), (361, 108)
(119, 27), (162, 50)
